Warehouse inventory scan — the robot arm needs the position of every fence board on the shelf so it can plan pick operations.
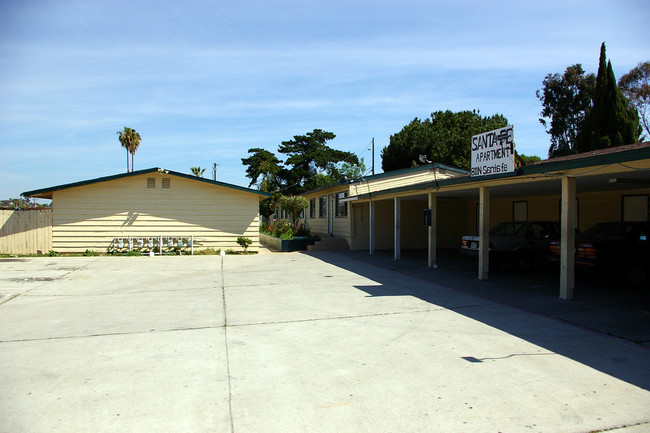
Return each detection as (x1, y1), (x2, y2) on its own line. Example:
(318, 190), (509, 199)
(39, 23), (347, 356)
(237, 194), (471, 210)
(0, 209), (53, 254)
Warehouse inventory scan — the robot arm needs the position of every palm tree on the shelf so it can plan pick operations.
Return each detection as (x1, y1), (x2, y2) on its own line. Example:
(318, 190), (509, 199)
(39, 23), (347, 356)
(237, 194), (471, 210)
(190, 166), (206, 177)
(116, 127), (142, 172)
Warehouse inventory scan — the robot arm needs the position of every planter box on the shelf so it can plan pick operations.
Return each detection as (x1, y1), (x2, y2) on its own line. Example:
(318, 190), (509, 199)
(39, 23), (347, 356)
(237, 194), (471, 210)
(259, 233), (317, 252)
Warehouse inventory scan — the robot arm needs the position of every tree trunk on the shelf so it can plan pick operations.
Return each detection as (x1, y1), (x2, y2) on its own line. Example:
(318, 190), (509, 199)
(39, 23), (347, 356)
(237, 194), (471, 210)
(126, 148), (129, 172)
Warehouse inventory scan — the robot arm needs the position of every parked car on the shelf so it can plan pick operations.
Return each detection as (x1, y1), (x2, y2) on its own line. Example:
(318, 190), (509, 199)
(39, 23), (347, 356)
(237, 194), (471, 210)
(549, 221), (650, 286)
(459, 221), (560, 272)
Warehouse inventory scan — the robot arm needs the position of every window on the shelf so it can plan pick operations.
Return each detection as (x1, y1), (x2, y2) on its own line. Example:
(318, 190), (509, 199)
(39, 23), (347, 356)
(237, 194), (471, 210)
(309, 198), (316, 218)
(512, 201), (527, 221)
(335, 191), (348, 217)
(622, 195), (649, 222)
(162, 178), (171, 189)
(147, 178), (156, 188)
(318, 196), (327, 218)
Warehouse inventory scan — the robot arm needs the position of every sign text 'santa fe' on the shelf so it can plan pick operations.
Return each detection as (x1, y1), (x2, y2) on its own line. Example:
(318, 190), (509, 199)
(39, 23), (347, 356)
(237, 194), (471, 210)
(470, 126), (514, 177)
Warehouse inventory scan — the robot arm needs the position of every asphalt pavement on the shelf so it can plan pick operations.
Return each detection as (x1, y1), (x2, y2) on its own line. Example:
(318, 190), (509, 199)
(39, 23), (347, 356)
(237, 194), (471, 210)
(1, 252), (649, 433)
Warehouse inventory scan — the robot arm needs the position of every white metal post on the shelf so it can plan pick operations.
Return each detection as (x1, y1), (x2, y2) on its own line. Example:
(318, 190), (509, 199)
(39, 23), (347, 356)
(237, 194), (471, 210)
(560, 177), (576, 300)
(394, 197), (401, 261)
(478, 186), (490, 280)
(428, 192), (437, 268)
(369, 201), (375, 255)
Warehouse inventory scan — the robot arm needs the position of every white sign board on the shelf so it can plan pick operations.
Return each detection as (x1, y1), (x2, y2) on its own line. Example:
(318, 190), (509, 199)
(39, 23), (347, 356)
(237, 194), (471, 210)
(470, 126), (514, 177)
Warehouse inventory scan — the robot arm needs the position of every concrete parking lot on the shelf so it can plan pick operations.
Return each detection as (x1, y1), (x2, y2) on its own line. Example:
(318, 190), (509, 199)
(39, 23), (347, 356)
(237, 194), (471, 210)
(1, 252), (649, 433)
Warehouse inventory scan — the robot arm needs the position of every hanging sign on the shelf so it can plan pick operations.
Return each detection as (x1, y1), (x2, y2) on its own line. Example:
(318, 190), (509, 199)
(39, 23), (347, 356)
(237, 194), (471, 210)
(470, 125), (514, 177)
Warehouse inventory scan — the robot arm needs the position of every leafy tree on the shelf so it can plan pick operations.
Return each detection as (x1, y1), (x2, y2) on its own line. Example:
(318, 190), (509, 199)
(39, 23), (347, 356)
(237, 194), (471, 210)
(278, 129), (359, 194)
(518, 153), (541, 165)
(619, 61), (650, 140)
(576, 43), (641, 152)
(242, 130), (360, 221)
(381, 110), (508, 172)
(536, 65), (595, 157)
(241, 148), (284, 191)
(190, 166), (206, 177)
(2, 197), (51, 208)
(336, 158), (366, 180)
(117, 127), (142, 172)
(279, 195), (309, 229)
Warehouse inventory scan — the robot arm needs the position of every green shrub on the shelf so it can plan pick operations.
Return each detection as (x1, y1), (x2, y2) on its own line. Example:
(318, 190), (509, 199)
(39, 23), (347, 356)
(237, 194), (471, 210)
(236, 236), (253, 252)
(83, 249), (99, 256)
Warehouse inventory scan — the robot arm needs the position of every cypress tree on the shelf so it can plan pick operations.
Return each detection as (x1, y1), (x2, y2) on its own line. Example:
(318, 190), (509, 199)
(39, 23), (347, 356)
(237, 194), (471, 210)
(577, 43), (640, 152)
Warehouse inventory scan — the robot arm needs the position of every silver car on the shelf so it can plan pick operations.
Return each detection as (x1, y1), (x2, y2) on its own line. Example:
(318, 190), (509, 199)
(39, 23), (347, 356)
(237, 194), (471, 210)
(459, 221), (560, 272)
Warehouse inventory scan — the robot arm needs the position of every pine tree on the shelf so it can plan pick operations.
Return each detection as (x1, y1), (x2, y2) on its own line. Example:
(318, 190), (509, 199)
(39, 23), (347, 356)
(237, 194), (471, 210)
(576, 43), (640, 152)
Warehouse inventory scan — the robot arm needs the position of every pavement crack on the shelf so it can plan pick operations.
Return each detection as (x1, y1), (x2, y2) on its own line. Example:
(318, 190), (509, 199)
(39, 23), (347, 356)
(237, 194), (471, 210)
(0, 259), (99, 305)
(221, 263), (235, 433)
(0, 325), (222, 344)
(227, 308), (441, 328)
(20, 286), (217, 297)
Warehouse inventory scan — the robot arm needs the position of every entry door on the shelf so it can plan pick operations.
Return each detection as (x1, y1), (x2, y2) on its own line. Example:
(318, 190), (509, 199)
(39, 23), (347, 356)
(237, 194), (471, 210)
(328, 194), (334, 235)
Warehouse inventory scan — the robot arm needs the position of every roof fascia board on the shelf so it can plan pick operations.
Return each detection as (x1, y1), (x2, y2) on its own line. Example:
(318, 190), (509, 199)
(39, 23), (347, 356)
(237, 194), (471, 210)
(22, 167), (271, 198)
(349, 147), (650, 201)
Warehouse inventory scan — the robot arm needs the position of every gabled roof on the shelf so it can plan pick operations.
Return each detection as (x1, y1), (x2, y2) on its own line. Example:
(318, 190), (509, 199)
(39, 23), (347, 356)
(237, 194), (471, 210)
(22, 168), (272, 199)
(300, 162), (469, 197)
(357, 162), (469, 182)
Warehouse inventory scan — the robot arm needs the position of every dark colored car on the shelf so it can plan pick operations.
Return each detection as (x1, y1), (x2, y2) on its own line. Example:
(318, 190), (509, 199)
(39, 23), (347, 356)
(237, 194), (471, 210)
(460, 221), (560, 272)
(549, 221), (650, 286)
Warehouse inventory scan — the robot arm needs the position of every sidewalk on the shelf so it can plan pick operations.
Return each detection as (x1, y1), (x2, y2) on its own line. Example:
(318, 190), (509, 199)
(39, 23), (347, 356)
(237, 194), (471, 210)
(1, 253), (649, 432)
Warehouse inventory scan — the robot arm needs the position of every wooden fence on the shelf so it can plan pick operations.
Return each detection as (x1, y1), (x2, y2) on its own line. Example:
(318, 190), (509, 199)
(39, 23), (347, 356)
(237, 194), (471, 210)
(0, 208), (53, 255)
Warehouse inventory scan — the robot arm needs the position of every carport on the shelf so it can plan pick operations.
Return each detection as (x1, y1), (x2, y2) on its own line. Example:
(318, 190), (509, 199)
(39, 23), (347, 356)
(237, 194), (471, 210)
(345, 143), (650, 300)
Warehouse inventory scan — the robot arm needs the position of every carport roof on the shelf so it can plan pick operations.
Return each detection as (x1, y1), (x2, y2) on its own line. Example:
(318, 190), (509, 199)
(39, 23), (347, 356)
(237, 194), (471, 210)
(347, 142), (650, 201)
(21, 167), (272, 200)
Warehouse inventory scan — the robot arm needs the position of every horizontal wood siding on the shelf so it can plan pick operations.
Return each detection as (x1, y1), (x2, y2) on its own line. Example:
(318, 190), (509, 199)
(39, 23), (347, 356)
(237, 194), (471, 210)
(349, 169), (461, 197)
(51, 173), (261, 253)
(0, 209), (53, 254)
(303, 186), (352, 242)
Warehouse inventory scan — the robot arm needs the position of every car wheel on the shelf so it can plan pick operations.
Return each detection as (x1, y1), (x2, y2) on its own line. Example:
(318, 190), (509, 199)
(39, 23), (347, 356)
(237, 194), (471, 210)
(514, 251), (534, 273)
(625, 264), (646, 286)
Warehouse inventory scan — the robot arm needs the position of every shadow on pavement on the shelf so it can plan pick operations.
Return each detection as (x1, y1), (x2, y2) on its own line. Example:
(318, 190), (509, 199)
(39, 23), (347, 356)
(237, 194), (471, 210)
(305, 249), (650, 392)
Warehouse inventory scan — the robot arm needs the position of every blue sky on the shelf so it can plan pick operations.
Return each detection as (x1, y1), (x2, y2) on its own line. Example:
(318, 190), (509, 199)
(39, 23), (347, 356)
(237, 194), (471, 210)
(1, 0), (649, 200)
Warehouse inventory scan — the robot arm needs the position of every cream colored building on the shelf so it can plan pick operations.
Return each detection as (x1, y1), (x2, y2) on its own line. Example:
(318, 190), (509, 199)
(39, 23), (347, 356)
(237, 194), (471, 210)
(294, 163), (469, 249)
(260, 144), (650, 298)
(336, 143), (650, 300)
(23, 168), (270, 254)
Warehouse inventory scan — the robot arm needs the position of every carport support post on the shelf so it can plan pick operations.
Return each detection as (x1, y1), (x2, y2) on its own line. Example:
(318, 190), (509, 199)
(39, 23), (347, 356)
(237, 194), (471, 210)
(478, 186), (490, 280)
(369, 201), (375, 255)
(428, 192), (437, 268)
(560, 177), (576, 300)
(394, 197), (401, 260)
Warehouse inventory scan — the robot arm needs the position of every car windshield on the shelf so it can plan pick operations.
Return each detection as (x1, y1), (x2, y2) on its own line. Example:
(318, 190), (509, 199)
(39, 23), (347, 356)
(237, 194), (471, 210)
(490, 222), (524, 236)
(580, 223), (632, 241)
